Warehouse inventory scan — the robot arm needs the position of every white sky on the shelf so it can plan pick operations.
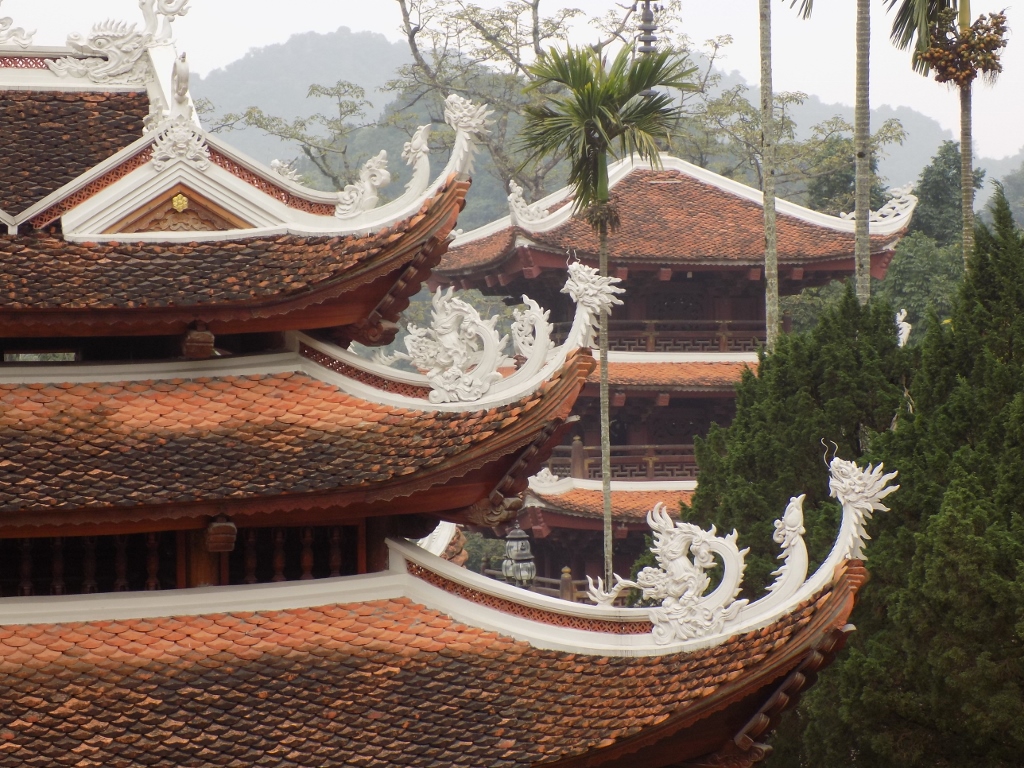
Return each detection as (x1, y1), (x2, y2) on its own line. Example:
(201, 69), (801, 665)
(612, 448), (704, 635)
(7, 0), (1023, 159)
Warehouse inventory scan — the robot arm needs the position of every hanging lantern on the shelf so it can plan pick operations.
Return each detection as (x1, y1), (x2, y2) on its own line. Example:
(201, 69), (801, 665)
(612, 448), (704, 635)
(501, 524), (536, 588)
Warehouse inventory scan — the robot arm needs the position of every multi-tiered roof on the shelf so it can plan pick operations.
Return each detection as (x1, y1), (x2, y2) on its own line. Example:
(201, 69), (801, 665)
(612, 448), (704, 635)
(0, 4), (896, 765)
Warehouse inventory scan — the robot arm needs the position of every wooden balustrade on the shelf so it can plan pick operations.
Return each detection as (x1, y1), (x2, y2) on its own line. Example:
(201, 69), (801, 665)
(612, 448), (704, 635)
(545, 443), (698, 481)
(0, 526), (361, 597)
(552, 319), (766, 353)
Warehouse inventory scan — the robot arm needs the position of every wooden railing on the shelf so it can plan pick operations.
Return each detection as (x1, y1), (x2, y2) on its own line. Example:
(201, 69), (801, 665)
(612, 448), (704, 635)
(552, 319), (765, 353)
(483, 565), (594, 603)
(545, 443), (697, 481)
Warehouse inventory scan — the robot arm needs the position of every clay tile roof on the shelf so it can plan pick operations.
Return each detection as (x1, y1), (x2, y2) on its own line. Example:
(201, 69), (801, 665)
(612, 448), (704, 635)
(0, 566), (861, 767)
(588, 361), (755, 389)
(532, 487), (694, 520)
(0, 176), (468, 336)
(0, 352), (588, 524)
(0, 90), (149, 215)
(440, 167), (904, 275)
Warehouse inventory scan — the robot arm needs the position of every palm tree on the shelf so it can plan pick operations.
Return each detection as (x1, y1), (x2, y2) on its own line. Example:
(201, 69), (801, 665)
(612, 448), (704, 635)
(793, 0), (872, 305)
(760, 0), (781, 347)
(887, 0), (1008, 266)
(519, 45), (695, 584)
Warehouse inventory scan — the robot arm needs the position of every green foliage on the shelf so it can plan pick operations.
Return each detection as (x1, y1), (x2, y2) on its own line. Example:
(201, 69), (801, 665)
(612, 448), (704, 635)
(1001, 160), (1024, 226)
(519, 45), (695, 213)
(909, 140), (984, 247)
(462, 531), (507, 574)
(877, 231), (964, 338)
(804, 131), (894, 216)
(683, 287), (906, 597)
(782, 188), (1024, 767)
(780, 279), (851, 334)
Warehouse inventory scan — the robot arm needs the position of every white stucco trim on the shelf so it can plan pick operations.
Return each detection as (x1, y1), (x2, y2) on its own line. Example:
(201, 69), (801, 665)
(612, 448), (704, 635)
(528, 476), (698, 495)
(450, 153), (916, 250)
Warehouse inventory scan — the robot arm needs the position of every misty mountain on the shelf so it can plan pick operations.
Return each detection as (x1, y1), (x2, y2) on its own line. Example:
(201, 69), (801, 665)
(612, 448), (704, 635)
(191, 25), (1015, 219)
(191, 27), (410, 166)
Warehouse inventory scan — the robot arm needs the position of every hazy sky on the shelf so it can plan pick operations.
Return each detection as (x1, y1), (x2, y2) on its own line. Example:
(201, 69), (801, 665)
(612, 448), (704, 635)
(7, 0), (1022, 159)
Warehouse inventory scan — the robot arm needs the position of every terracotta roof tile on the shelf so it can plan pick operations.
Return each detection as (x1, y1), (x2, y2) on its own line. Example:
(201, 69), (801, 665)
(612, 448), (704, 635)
(0, 90), (148, 215)
(0, 579), (850, 767)
(532, 487), (692, 524)
(532, 487), (694, 520)
(0, 357), (584, 520)
(587, 361), (754, 389)
(440, 168), (902, 274)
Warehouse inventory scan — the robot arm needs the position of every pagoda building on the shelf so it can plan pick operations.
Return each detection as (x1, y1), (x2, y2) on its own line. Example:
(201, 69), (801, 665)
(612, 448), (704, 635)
(435, 156), (916, 578)
(0, 4), (900, 765)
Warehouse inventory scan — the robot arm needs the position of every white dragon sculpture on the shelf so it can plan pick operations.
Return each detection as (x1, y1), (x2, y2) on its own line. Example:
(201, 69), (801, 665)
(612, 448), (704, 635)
(47, 0), (189, 84)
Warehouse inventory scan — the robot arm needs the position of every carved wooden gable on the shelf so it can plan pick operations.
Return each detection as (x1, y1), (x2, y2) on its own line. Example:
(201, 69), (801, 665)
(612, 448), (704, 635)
(105, 184), (255, 234)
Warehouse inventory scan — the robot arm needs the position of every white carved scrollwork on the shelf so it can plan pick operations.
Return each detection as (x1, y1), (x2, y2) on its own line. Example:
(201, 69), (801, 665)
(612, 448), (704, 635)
(0, 1), (33, 48)
(896, 309), (911, 348)
(336, 151), (391, 219)
(48, 20), (151, 84)
(531, 467), (560, 487)
(588, 503), (749, 643)
(561, 261), (625, 348)
(580, 453), (897, 645)
(841, 184), (918, 223)
(271, 160), (303, 183)
(444, 94), (493, 177)
(511, 297), (551, 360)
(151, 114), (210, 172)
(508, 181), (550, 226)
(379, 288), (509, 404)
(402, 125), (431, 168)
(826, 455), (899, 560)
(47, 1), (190, 84)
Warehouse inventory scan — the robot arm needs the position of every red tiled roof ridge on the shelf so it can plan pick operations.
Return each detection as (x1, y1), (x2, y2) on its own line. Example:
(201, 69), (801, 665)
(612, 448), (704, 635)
(438, 155), (914, 275)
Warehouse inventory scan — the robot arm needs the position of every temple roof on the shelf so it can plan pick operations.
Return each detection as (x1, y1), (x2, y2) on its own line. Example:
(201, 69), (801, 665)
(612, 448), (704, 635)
(587, 357), (755, 391)
(0, 176), (467, 337)
(0, 537), (867, 768)
(0, 338), (592, 531)
(438, 156), (916, 280)
(525, 476), (697, 524)
(0, 89), (149, 216)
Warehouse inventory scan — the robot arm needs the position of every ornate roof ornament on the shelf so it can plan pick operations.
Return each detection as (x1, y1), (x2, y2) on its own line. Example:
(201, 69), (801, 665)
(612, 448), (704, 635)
(443, 94), (493, 177)
(588, 454), (898, 645)
(271, 160), (303, 183)
(840, 183), (918, 223)
(151, 114), (211, 172)
(560, 261), (625, 348)
(508, 181), (550, 226)
(896, 308), (912, 347)
(402, 124), (431, 168)
(47, 1), (189, 84)
(140, 0), (190, 43)
(48, 20), (151, 84)
(336, 151), (392, 219)
(588, 504), (749, 642)
(375, 287), (510, 404)
(0, 1), (34, 48)
(530, 467), (561, 487)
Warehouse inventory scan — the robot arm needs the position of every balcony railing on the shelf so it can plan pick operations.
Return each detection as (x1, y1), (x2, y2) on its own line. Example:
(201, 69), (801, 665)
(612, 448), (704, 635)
(545, 443), (697, 481)
(552, 319), (765, 353)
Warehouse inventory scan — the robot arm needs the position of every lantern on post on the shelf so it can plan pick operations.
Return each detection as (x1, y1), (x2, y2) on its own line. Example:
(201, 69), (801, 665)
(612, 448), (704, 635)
(501, 523), (536, 588)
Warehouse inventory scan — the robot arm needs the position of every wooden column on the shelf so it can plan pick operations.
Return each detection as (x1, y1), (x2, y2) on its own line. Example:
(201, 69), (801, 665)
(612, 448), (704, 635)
(187, 530), (218, 588)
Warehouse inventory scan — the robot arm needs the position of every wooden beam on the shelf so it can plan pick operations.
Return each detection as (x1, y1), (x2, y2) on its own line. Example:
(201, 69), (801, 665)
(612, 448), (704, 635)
(655, 393), (671, 407)
(658, 268), (673, 281)
(748, 268), (762, 281)
(790, 267), (805, 281)
(615, 266), (629, 280)
(522, 266), (542, 279)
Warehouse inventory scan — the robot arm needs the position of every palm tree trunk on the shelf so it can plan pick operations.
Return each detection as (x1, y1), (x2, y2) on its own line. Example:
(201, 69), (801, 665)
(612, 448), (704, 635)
(599, 218), (613, 586)
(759, 0), (779, 351)
(960, 83), (974, 266)
(854, 0), (871, 305)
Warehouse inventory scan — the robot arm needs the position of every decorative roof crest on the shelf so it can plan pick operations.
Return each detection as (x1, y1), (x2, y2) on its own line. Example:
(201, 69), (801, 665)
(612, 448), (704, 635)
(47, 0), (189, 84)
(336, 151), (392, 219)
(374, 287), (510, 404)
(151, 114), (210, 172)
(587, 455), (898, 644)
(402, 124), (431, 169)
(840, 183), (918, 223)
(896, 308), (911, 348)
(560, 261), (625, 348)
(271, 159), (304, 183)
(531, 467), (561, 486)
(0, 1), (34, 48)
(444, 94), (493, 177)
(508, 180), (550, 226)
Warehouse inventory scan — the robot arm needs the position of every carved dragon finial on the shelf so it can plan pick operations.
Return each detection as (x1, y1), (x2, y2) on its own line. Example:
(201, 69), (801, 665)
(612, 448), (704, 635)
(561, 261), (625, 348)
(0, 1), (34, 48)
(336, 151), (392, 219)
(508, 181), (550, 226)
(896, 309), (911, 348)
